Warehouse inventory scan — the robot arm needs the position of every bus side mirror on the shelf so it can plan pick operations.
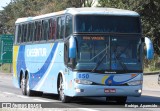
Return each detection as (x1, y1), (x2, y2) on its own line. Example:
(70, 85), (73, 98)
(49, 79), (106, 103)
(69, 36), (76, 59)
(145, 37), (154, 59)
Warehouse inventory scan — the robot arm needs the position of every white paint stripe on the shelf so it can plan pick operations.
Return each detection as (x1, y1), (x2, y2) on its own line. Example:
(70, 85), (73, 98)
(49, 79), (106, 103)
(35, 44), (59, 90)
(33, 99), (50, 102)
(3, 92), (30, 99)
(77, 108), (99, 111)
(3, 92), (15, 95)
(17, 95), (29, 99)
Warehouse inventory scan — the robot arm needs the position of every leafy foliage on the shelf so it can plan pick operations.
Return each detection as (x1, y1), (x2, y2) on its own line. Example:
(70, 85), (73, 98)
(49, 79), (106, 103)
(98, 0), (160, 55)
(0, 0), (95, 34)
(99, 0), (160, 71)
(0, 0), (159, 71)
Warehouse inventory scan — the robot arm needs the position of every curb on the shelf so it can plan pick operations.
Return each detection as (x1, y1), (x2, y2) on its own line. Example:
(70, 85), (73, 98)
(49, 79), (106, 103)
(144, 72), (160, 75)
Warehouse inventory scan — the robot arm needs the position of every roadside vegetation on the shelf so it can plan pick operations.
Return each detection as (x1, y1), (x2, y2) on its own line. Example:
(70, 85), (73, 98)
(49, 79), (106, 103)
(0, 0), (159, 72)
(0, 63), (12, 73)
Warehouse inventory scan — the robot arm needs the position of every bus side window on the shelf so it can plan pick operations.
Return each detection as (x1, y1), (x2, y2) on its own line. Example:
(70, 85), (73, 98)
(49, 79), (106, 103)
(49, 18), (56, 40)
(38, 21), (42, 41)
(27, 23), (31, 42)
(57, 16), (65, 39)
(21, 24), (24, 43)
(17, 24), (22, 43)
(30, 22), (34, 42)
(24, 24), (27, 42)
(34, 21), (38, 41)
(42, 19), (49, 41)
(65, 15), (72, 37)
(15, 25), (18, 44)
(35, 21), (42, 41)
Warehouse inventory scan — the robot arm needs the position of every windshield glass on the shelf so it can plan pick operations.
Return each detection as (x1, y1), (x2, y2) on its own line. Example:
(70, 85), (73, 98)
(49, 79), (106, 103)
(75, 15), (141, 33)
(111, 35), (142, 71)
(76, 36), (110, 71)
(75, 35), (142, 72)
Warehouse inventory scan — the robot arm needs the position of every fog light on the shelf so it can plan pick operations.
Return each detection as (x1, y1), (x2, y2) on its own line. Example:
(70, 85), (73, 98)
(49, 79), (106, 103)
(136, 89), (142, 93)
(138, 89), (142, 93)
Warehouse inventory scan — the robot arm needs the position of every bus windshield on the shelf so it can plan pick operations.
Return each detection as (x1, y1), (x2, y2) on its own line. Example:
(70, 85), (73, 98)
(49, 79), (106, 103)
(74, 15), (141, 33)
(75, 35), (142, 73)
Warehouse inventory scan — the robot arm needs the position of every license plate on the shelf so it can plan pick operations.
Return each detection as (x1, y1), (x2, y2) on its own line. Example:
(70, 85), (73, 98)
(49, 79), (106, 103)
(104, 89), (116, 93)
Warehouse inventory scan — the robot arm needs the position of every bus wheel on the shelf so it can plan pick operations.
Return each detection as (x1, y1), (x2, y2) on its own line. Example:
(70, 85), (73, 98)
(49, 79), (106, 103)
(21, 76), (27, 95)
(58, 75), (71, 103)
(26, 75), (35, 96)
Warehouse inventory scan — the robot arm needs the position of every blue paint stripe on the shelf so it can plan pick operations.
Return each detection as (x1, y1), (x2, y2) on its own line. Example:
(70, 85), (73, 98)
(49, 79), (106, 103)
(30, 42), (58, 89)
(16, 43), (58, 89)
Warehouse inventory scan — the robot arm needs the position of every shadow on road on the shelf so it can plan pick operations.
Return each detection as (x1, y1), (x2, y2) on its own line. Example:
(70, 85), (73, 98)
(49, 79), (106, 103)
(37, 93), (160, 108)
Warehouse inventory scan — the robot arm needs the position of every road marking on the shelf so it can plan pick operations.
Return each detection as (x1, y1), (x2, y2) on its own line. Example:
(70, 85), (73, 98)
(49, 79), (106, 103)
(3, 92), (15, 95)
(77, 108), (99, 111)
(3, 92), (30, 98)
(17, 95), (29, 99)
(33, 99), (50, 102)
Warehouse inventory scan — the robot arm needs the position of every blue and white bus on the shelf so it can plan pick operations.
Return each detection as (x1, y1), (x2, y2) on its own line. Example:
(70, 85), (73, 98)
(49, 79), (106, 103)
(13, 8), (154, 103)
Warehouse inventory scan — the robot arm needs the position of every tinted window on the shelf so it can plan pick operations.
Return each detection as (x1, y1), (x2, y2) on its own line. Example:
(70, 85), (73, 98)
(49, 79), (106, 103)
(27, 23), (31, 42)
(75, 15), (141, 33)
(65, 15), (72, 37)
(42, 19), (49, 40)
(22, 24), (27, 42)
(35, 21), (42, 41)
(30, 22), (34, 42)
(49, 18), (56, 40)
(57, 16), (65, 39)
(17, 25), (22, 43)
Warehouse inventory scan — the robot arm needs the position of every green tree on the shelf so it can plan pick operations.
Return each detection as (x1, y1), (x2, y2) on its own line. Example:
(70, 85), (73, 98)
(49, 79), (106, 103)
(98, 0), (160, 56)
(98, 0), (160, 71)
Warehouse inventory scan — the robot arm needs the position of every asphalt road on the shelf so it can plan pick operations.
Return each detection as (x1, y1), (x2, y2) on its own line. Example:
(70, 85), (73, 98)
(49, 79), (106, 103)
(0, 73), (160, 111)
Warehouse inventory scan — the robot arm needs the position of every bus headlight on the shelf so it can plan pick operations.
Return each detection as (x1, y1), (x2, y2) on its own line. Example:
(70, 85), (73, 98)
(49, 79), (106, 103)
(127, 80), (143, 86)
(75, 79), (93, 85)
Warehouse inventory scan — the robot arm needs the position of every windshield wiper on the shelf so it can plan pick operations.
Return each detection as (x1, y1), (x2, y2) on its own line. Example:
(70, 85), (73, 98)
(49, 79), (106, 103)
(90, 48), (106, 61)
(91, 46), (109, 73)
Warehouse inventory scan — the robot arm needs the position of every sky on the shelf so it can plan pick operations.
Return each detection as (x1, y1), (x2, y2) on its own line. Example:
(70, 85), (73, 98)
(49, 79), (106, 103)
(0, 0), (11, 10)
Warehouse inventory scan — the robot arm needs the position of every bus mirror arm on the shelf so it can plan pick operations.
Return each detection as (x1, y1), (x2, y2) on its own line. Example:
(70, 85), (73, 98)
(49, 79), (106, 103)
(144, 37), (154, 60)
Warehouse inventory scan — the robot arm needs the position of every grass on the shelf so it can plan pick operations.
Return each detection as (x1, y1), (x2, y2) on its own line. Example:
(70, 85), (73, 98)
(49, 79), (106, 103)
(144, 68), (160, 73)
(0, 63), (12, 73)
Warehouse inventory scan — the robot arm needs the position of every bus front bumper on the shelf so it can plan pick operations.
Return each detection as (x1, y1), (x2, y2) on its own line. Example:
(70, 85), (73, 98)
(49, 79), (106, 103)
(68, 85), (142, 97)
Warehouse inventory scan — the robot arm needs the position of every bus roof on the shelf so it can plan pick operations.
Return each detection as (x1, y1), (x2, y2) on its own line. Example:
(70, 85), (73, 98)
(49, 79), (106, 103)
(15, 7), (139, 24)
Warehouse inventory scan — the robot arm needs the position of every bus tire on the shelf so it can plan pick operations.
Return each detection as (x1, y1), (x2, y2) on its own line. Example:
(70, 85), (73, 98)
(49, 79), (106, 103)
(26, 74), (35, 96)
(21, 75), (27, 95)
(58, 75), (71, 103)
